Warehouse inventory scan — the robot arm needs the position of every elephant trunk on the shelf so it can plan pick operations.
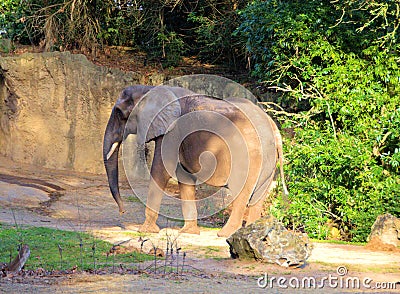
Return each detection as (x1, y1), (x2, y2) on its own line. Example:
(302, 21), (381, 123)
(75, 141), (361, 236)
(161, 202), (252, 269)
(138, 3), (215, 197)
(103, 111), (125, 214)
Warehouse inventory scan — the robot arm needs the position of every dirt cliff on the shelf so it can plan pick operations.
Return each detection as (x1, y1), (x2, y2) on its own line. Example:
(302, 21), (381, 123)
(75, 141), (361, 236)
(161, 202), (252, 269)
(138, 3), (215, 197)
(0, 52), (157, 173)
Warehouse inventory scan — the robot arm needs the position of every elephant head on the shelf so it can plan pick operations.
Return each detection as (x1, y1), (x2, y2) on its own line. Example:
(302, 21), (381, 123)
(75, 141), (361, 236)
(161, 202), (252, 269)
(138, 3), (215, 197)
(103, 85), (154, 213)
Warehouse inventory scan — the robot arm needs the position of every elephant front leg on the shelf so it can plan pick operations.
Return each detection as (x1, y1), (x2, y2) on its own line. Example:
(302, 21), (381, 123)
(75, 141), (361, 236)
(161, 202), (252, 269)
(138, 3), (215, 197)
(179, 182), (200, 234)
(139, 138), (170, 233)
(139, 180), (164, 233)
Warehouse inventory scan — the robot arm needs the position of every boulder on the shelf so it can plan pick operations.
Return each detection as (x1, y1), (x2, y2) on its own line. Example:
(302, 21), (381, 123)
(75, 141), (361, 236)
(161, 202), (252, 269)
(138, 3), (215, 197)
(368, 213), (400, 247)
(226, 215), (312, 267)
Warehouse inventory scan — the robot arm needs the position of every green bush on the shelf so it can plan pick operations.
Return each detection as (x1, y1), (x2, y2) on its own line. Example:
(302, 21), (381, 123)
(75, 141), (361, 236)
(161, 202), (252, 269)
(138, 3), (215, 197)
(157, 31), (186, 67)
(0, 0), (248, 66)
(0, 0), (145, 50)
(188, 4), (244, 66)
(237, 0), (400, 242)
(0, 0), (32, 43)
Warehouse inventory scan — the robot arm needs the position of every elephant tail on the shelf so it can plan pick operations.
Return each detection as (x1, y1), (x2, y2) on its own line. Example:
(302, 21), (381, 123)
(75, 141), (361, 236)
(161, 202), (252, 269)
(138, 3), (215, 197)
(278, 141), (289, 198)
(267, 116), (289, 199)
(276, 130), (288, 197)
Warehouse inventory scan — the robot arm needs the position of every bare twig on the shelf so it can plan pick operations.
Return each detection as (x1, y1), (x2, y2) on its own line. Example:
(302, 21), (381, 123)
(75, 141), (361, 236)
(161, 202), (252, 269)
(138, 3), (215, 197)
(164, 234), (170, 274)
(153, 243), (158, 274)
(308, 84), (337, 139)
(6, 245), (30, 273)
(91, 242), (96, 271)
(176, 247), (181, 273)
(329, 7), (346, 28)
(259, 101), (303, 118)
(181, 252), (186, 275)
(58, 244), (63, 269)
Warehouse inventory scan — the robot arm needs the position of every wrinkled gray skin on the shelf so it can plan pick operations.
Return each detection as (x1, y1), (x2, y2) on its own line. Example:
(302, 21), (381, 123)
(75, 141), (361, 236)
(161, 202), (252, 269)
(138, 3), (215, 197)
(103, 85), (288, 237)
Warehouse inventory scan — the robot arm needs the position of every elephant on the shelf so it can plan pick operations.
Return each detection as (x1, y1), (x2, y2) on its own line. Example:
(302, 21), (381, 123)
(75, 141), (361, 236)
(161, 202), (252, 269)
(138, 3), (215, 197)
(103, 85), (288, 237)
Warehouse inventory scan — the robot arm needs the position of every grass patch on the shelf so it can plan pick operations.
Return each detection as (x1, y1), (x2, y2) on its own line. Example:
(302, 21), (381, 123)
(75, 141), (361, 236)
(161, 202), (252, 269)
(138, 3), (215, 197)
(202, 246), (227, 259)
(0, 223), (152, 271)
(125, 195), (141, 203)
(122, 231), (151, 238)
(204, 246), (222, 253)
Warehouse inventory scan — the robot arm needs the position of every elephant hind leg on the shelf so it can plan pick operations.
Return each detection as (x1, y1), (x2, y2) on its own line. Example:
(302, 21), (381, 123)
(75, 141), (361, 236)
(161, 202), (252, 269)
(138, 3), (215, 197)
(245, 199), (264, 225)
(217, 186), (251, 237)
(246, 179), (277, 225)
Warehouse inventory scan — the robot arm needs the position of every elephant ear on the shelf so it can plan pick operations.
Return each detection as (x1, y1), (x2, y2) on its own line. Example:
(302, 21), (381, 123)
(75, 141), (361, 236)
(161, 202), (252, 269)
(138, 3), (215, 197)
(136, 86), (181, 145)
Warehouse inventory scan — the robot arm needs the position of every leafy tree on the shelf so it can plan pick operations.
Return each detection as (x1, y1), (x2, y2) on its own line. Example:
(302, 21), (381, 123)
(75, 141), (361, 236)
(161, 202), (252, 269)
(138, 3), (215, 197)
(237, 0), (399, 241)
(188, 0), (248, 66)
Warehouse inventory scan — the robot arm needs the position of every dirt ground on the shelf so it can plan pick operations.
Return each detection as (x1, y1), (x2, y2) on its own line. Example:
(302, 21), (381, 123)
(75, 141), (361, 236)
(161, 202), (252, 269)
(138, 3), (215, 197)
(0, 156), (399, 293)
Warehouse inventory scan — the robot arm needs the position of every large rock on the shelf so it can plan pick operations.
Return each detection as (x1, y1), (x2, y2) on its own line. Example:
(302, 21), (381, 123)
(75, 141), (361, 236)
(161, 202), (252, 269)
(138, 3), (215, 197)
(368, 213), (400, 247)
(226, 215), (312, 267)
(0, 52), (162, 173)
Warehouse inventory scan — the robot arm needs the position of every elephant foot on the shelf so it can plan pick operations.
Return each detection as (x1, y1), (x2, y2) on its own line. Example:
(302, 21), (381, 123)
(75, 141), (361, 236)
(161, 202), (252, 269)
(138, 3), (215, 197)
(217, 225), (238, 238)
(179, 223), (200, 235)
(217, 229), (231, 238)
(138, 222), (160, 233)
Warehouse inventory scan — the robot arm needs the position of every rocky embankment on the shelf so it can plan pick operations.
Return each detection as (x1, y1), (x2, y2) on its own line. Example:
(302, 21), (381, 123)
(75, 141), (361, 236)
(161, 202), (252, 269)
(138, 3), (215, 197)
(0, 52), (165, 173)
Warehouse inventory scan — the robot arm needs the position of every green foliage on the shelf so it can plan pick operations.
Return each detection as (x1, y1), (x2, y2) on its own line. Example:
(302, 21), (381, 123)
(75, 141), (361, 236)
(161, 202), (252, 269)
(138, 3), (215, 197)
(0, 0), (143, 50)
(187, 1), (245, 65)
(139, 0), (248, 66)
(237, 0), (400, 242)
(97, 2), (145, 47)
(0, 0), (33, 43)
(0, 0), (249, 67)
(157, 31), (186, 67)
(0, 224), (151, 270)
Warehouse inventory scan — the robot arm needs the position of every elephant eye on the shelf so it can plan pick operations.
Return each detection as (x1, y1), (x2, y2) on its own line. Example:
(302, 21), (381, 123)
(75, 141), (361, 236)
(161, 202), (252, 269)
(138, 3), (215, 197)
(115, 107), (125, 120)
